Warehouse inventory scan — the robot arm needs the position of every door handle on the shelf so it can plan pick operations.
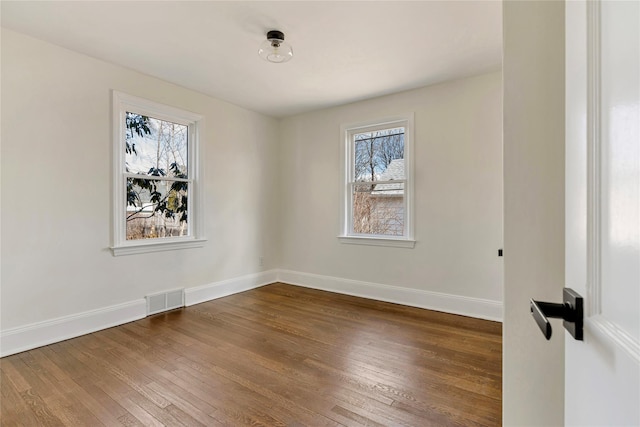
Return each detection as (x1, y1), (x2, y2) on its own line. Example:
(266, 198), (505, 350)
(530, 288), (583, 341)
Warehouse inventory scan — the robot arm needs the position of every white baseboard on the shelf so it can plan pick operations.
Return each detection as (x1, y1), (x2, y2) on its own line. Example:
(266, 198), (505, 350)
(0, 268), (500, 357)
(0, 299), (146, 358)
(0, 270), (278, 358)
(276, 269), (503, 322)
(185, 270), (278, 306)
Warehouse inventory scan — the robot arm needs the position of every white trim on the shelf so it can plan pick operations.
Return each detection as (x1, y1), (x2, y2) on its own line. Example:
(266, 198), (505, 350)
(0, 269), (500, 357)
(276, 269), (502, 322)
(584, 2), (639, 364)
(111, 91), (205, 255)
(0, 300), (146, 357)
(339, 114), (415, 247)
(0, 270), (278, 357)
(589, 316), (640, 364)
(113, 91), (203, 125)
(111, 238), (206, 256)
(337, 236), (416, 248)
(185, 270), (279, 306)
(586, 0), (602, 317)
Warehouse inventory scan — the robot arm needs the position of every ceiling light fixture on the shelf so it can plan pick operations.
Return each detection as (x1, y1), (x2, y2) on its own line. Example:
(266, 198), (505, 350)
(258, 30), (293, 63)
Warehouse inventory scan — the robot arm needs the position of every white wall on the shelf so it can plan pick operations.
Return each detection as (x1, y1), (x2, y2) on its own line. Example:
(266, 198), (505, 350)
(278, 72), (503, 315)
(1, 29), (504, 355)
(1, 29), (280, 331)
(502, 1), (565, 425)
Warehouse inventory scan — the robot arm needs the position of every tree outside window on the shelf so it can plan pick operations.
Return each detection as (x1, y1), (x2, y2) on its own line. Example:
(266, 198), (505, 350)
(125, 113), (189, 240)
(340, 115), (415, 247)
(352, 127), (405, 236)
(111, 91), (204, 256)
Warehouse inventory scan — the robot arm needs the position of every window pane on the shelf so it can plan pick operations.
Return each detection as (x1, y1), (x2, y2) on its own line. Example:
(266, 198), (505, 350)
(353, 127), (404, 182)
(125, 113), (188, 177)
(352, 182), (405, 236)
(126, 178), (188, 240)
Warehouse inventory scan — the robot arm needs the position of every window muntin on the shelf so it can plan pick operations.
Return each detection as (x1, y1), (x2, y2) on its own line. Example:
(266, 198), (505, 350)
(112, 92), (204, 255)
(341, 116), (414, 247)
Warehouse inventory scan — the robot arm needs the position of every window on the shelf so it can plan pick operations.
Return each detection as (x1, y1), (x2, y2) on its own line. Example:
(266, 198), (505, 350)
(340, 115), (415, 248)
(111, 91), (205, 256)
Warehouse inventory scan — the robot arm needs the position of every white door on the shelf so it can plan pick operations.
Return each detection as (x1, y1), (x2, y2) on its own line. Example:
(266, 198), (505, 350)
(565, 0), (640, 425)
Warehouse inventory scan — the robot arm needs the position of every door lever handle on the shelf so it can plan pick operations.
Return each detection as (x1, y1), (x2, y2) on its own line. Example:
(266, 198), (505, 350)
(530, 288), (583, 341)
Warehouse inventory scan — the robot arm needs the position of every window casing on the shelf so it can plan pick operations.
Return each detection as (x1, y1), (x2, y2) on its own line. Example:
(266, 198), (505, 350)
(339, 115), (415, 248)
(111, 91), (205, 256)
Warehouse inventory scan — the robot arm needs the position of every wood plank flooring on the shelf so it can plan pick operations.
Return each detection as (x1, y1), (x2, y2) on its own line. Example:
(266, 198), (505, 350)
(1, 283), (502, 426)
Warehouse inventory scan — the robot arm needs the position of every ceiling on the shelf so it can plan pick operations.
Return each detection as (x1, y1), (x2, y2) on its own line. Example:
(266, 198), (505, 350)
(1, 1), (503, 118)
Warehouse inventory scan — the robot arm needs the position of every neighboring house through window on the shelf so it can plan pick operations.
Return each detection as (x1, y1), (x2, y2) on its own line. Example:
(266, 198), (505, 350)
(111, 91), (205, 256)
(340, 115), (415, 248)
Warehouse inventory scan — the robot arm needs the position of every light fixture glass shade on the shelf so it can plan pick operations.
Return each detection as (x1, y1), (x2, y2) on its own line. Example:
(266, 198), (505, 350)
(258, 30), (293, 63)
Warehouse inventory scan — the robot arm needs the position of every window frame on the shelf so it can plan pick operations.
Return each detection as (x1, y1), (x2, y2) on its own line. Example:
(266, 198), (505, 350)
(111, 91), (205, 256)
(339, 114), (416, 248)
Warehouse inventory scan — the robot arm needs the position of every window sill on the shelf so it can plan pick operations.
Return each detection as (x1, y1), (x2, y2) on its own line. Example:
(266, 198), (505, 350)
(111, 238), (207, 256)
(338, 236), (416, 248)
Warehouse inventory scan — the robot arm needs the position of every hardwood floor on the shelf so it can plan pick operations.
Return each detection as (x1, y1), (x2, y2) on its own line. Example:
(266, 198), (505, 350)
(1, 283), (502, 426)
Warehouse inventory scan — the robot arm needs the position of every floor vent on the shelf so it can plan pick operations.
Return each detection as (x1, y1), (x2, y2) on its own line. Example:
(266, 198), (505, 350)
(146, 288), (185, 316)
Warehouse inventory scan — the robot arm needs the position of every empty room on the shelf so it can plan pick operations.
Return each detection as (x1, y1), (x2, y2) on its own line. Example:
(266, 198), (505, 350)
(1, 1), (638, 426)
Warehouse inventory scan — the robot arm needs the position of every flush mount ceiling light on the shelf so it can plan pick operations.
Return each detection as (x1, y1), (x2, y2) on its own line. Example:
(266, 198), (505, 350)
(258, 30), (293, 63)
